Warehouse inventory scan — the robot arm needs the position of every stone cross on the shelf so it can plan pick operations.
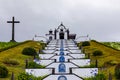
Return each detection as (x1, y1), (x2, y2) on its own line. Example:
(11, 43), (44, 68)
(7, 17), (20, 42)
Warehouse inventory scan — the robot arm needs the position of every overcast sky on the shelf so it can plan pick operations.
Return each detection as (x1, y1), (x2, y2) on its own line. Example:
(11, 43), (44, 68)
(0, 0), (120, 42)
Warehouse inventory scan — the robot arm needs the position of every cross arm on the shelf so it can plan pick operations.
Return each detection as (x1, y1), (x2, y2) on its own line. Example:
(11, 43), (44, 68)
(7, 21), (20, 23)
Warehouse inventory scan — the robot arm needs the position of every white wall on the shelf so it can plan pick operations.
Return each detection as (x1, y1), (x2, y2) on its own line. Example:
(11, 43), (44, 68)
(42, 50), (55, 54)
(45, 47), (56, 50)
(51, 56), (73, 62)
(46, 63), (78, 73)
(72, 68), (98, 78)
(68, 47), (79, 50)
(68, 54), (85, 58)
(55, 51), (70, 55)
(39, 54), (55, 59)
(44, 74), (83, 80)
(34, 59), (55, 66)
(70, 59), (90, 67)
(69, 50), (81, 53)
(26, 69), (52, 77)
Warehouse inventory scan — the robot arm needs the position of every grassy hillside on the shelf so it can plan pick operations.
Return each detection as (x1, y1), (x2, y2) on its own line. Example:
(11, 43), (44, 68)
(102, 42), (120, 50)
(0, 40), (42, 80)
(0, 42), (18, 50)
(81, 40), (120, 80)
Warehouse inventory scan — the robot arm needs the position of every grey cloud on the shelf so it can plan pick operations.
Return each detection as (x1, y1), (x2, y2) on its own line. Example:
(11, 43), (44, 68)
(0, 0), (120, 42)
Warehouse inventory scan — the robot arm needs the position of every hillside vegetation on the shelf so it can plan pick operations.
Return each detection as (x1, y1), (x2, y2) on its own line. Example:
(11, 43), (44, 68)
(102, 42), (120, 50)
(0, 40), (42, 80)
(80, 40), (120, 80)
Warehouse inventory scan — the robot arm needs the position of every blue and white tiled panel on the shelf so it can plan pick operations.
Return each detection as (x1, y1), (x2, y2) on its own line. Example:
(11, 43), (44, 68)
(42, 50), (55, 54)
(72, 68), (98, 78)
(50, 56), (73, 62)
(34, 59), (55, 66)
(46, 63), (78, 73)
(70, 59), (90, 67)
(39, 54), (55, 59)
(26, 69), (52, 77)
(68, 54), (85, 58)
(55, 51), (70, 55)
(69, 50), (81, 53)
(43, 74), (83, 80)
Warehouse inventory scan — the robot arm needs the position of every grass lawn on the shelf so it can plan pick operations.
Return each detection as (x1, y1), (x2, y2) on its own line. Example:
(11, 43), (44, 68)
(81, 40), (120, 80)
(0, 42), (18, 49)
(0, 41), (42, 80)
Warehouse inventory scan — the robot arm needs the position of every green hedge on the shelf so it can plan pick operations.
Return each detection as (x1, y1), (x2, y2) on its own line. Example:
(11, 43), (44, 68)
(27, 61), (45, 69)
(2, 58), (19, 66)
(22, 47), (36, 56)
(0, 65), (8, 78)
(93, 50), (103, 56)
(82, 41), (90, 46)
(18, 73), (47, 80)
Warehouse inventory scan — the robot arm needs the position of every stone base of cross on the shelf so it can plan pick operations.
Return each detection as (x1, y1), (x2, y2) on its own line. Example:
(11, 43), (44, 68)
(10, 39), (16, 42)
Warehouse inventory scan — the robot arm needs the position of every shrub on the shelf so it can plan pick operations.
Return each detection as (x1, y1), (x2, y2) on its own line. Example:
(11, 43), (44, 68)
(82, 41), (90, 46)
(93, 50), (103, 56)
(28, 61), (45, 68)
(3, 58), (19, 66)
(115, 63), (120, 79)
(0, 65), (8, 78)
(18, 73), (46, 80)
(22, 47), (36, 56)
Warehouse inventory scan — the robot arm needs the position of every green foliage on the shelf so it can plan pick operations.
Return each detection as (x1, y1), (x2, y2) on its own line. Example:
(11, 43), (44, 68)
(82, 41), (90, 46)
(0, 42), (18, 49)
(18, 73), (46, 80)
(2, 58), (19, 66)
(84, 73), (106, 80)
(0, 65), (8, 78)
(28, 61), (45, 68)
(102, 42), (120, 50)
(0, 40), (32, 52)
(105, 60), (118, 66)
(40, 42), (46, 49)
(93, 50), (103, 56)
(115, 63), (120, 79)
(22, 47), (36, 56)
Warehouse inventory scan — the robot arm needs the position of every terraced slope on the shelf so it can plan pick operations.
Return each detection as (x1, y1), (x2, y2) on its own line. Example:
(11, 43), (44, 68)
(82, 40), (120, 80)
(0, 41), (42, 80)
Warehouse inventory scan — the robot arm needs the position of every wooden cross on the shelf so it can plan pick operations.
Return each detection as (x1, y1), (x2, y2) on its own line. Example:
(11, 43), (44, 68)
(7, 17), (20, 42)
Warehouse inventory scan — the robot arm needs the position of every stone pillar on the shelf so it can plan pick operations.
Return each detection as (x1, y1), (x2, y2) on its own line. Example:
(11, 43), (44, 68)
(11, 72), (14, 80)
(95, 59), (98, 68)
(70, 68), (72, 74)
(25, 59), (28, 68)
(52, 68), (55, 74)
(67, 29), (69, 39)
(109, 72), (112, 80)
(54, 29), (57, 39)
